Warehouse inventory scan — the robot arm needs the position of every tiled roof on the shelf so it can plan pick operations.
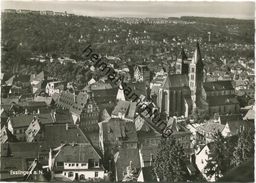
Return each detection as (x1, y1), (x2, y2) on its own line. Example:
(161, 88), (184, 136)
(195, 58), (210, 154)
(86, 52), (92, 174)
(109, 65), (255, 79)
(55, 143), (101, 162)
(112, 100), (137, 120)
(196, 122), (225, 134)
(10, 113), (53, 128)
(219, 114), (242, 124)
(162, 74), (189, 89)
(101, 118), (138, 143)
(90, 81), (113, 90)
(203, 80), (234, 91)
(43, 124), (90, 149)
(7, 142), (41, 158)
(243, 106), (255, 120)
(207, 95), (239, 106)
(99, 109), (111, 122)
(227, 121), (244, 135)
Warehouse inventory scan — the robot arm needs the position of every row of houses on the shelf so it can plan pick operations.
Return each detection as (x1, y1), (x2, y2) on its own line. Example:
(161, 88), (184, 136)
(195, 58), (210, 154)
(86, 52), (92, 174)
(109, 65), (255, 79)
(4, 9), (73, 16)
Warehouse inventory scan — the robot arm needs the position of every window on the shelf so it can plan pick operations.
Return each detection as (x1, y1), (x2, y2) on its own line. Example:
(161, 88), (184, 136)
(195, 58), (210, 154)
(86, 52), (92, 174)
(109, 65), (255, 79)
(94, 161), (99, 167)
(71, 163), (75, 166)
(68, 172), (73, 177)
(191, 68), (195, 72)
(87, 104), (93, 113)
(80, 174), (85, 180)
(190, 74), (194, 80)
(95, 172), (98, 178)
(81, 163), (87, 167)
(76, 163), (79, 167)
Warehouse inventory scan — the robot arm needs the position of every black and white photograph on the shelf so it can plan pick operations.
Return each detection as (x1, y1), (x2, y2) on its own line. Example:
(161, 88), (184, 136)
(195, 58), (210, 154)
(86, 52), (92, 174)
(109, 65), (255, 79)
(0, 0), (255, 182)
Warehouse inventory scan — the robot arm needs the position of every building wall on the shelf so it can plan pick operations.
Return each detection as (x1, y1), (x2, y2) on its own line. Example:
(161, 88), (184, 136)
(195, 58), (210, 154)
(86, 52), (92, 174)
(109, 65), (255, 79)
(61, 170), (104, 180)
(209, 104), (240, 115)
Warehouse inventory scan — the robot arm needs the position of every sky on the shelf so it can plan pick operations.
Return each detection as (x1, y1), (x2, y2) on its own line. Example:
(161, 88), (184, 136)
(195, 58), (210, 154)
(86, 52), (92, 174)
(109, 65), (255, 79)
(1, 0), (255, 19)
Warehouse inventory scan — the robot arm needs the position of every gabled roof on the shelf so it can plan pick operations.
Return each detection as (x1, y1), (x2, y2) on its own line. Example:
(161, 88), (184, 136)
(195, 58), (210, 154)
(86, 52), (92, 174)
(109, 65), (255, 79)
(32, 71), (45, 82)
(112, 100), (137, 120)
(101, 118), (138, 143)
(43, 124), (90, 149)
(100, 109), (111, 122)
(55, 143), (101, 163)
(203, 80), (234, 91)
(196, 122), (225, 134)
(243, 106), (255, 120)
(90, 81), (113, 90)
(5, 75), (15, 86)
(162, 74), (189, 89)
(227, 121), (244, 136)
(219, 114), (242, 124)
(10, 113), (53, 128)
(207, 95), (239, 106)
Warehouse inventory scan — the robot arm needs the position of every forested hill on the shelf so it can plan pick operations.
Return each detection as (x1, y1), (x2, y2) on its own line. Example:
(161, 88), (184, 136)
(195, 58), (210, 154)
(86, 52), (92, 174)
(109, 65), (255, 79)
(1, 12), (254, 77)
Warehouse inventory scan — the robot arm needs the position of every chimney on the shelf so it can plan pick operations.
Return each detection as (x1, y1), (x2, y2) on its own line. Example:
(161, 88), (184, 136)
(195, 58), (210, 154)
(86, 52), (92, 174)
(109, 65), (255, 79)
(129, 161), (132, 169)
(25, 108), (28, 115)
(66, 123), (69, 130)
(37, 108), (40, 114)
(150, 154), (153, 166)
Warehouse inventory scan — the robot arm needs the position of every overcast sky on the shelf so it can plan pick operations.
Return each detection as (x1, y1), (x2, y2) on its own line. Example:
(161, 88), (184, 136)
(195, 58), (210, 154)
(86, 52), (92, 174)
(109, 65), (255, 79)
(2, 1), (255, 19)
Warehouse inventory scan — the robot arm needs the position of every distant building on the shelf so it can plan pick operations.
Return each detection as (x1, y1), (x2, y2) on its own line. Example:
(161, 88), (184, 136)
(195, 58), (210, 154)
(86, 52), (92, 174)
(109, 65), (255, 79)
(45, 81), (65, 96)
(195, 143), (216, 181)
(157, 74), (192, 117)
(134, 65), (151, 83)
(111, 100), (137, 121)
(98, 118), (138, 160)
(4, 9), (16, 13)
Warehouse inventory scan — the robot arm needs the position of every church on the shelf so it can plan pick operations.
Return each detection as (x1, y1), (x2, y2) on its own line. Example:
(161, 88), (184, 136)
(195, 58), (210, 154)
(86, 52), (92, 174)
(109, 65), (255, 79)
(156, 42), (205, 117)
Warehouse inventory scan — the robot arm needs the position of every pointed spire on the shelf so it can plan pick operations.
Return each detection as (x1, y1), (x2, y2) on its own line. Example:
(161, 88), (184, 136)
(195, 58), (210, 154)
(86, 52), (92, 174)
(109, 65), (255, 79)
(192, 41), (201, 64)
(100, 109), (110, 121)
(178, 46), (187, 61)
(116, 83), (126, 101)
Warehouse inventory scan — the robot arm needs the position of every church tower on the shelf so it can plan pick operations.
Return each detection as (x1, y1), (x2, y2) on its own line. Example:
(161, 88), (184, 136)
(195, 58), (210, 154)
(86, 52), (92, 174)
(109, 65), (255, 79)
(176, 47), (189, 75)
(188, 42), (204, 108)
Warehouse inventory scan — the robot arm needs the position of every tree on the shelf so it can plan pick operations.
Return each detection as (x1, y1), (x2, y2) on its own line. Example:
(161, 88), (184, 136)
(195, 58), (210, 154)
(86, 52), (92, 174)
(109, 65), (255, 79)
(152, 138), (189, 182)
(204, 132), (231, 180)
(232, 128), (254, 166)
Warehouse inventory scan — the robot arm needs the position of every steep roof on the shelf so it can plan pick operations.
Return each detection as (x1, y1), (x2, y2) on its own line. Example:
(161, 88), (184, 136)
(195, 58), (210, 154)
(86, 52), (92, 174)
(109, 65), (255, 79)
(177, 47), (187, 60)
(243, 106), (255, 120)
(99, 109), (111, 122)
(196, 122), (225, 134)
(203, 80), (234, 91)
(43, 124), (90, 149)
(207, 95), (239, 106)
(55, 143), (101, 162)
(191, 42), (202, 65)
(219, 114), (242, 124)
(101, 118), (138, 143)
(162, 74), (189, 89)
(112, 101), (137, 120)
(10, 113), (53, 128)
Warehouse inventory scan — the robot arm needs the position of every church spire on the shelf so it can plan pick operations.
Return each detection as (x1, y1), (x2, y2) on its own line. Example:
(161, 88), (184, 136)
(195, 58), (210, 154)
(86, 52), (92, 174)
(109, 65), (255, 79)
(192, 41), (202, 64)
(178, 46), (187, 61)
